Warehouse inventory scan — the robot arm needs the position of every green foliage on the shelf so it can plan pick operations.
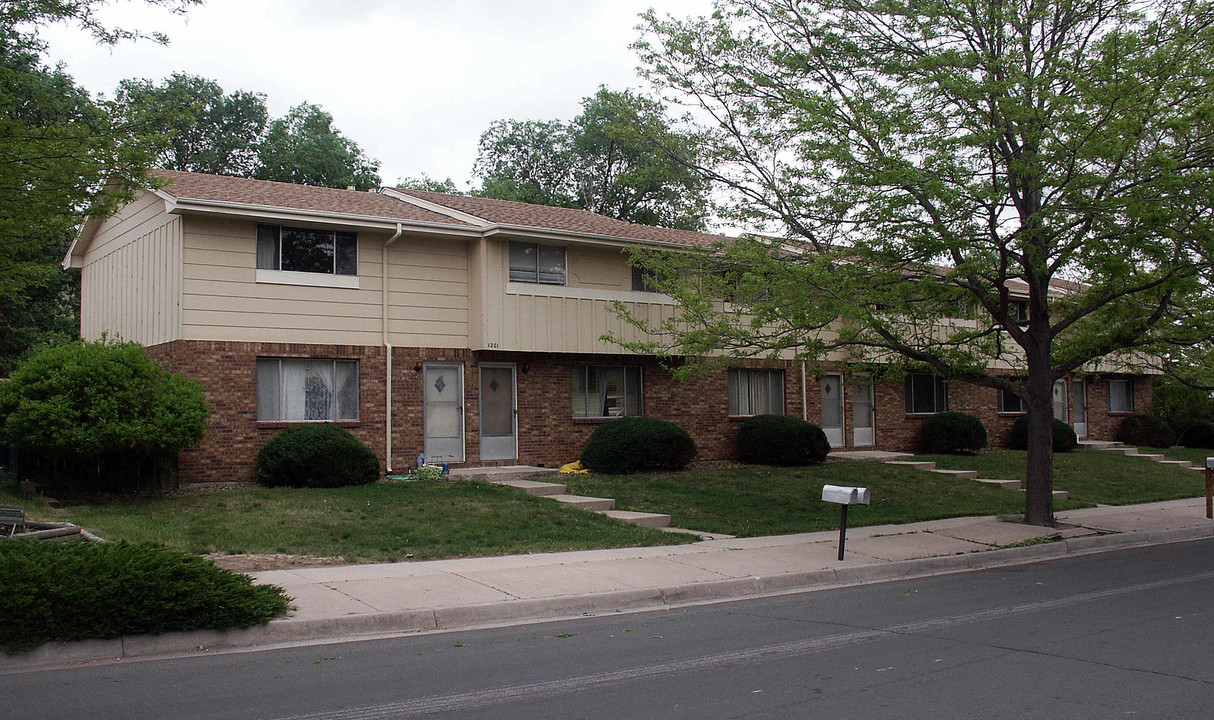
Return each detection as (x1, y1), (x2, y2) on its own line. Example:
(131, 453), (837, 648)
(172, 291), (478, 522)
(1006, 416), (1078, 453)
(414, 465), (446, 481)
(1151, 377), (1214, 442)
(628, 0), (1214, 524)
(0, 540), (288, 654)
(580, 417), (697, 474)
(1179, 420), (1214, 449)
(1116, 414), (1175, 448)
(0, 340), (208, 490)
(473, 87), (709, 230)
(397, 174), (464, 195)
(0, 1), (198, 373)
(116, 73), (267, 176)
(256, 423), (380, 488)
(917, 412), (988, 455)
(254, 102), (381, 191)
(736, 414), (830, 465)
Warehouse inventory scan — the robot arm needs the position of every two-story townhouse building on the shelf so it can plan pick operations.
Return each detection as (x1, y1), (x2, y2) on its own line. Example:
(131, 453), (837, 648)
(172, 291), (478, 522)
(65, 171), (1151, 483)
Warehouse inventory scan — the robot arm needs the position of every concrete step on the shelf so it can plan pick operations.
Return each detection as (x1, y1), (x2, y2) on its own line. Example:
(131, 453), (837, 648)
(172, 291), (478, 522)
(1157, 459), (1193, 467)
(598, 509), (671, 528)
(550, 494), (615, 511)
(885, 460), (937, 471)
(1053, 489), (1069, 500)
(1135, 453), (1165, 461)
(929, 468), (978, 480)
(1078, 440), (1122, 449)
(976, 478), (1021, 489)
(491, 479), (566, 496)
(1101, 447), (1140, 455)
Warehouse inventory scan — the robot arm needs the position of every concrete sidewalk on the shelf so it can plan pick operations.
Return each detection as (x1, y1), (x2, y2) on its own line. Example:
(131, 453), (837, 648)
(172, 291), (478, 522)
(5, 498), (1212, 671)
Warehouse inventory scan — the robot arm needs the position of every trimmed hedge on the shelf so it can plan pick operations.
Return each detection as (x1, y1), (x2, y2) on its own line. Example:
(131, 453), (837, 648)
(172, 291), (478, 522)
(579, 417), (697, 474)
(918, 412), (987, 454)
(737, 414), (831, 465)
(256, 423), (381, 488)
(1116, 413), (1175, 448)
(1006, 415), (1078, 452)
(1179, 419), (1214, 449)
(0, 540), (290, 654)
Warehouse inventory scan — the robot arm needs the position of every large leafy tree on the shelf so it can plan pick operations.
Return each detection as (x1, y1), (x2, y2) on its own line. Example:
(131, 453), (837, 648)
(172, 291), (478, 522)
(116, 73), (268, 176)
(0, 0), (198, 375)
(628, 0), (1214, 525)
(254, 102), (382, 191)
(473, 87), (710, 230)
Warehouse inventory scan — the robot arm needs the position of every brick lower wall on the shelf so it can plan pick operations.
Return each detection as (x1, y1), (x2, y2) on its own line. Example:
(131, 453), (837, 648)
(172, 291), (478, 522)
(146, 340), (1154, 483)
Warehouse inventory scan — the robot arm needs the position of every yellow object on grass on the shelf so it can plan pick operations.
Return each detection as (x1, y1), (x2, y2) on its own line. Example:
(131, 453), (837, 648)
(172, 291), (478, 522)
(560, 460), (588, 474)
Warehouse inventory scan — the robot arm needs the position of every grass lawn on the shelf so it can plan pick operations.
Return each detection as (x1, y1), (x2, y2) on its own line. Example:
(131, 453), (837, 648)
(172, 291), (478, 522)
(917, 449), (1206, 506)
(565, 461), (1050, 537)
(0, 480), (693, 562)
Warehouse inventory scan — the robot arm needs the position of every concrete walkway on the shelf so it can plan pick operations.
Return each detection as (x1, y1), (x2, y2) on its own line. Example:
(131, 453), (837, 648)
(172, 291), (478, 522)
(6, 497), (1211, 672)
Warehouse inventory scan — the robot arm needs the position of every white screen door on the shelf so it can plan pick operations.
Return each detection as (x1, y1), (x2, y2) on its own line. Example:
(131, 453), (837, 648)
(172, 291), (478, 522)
(423, 363), (464, 463)
(852, 376), (874, 447)
(1052, 379), (1068, 423)
(821, 374), (844, 448)
(1072, 381), (1088, 439)
(479, 364), (517, 461)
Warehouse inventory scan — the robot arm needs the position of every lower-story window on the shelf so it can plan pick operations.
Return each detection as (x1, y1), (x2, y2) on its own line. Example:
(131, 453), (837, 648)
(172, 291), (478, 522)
(728, 368), (785, 416)
(905, 373), (947, 414)
(573, 366), (642, 418)
(257, 358), (359, 421)
(1108, 378), (1133, 413)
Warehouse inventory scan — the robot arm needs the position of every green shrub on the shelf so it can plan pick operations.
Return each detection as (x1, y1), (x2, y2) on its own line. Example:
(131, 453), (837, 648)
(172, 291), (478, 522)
(736, 414), (830, 465)
(0, 339), (208, 492)
(1006, 415), (1078, 452)
(918, 412), (988, 454)
(257, 424), (381, 488)
(0, 540), (289, 654)
(1116, 413), (1175, 448)
(580, 417), (697, 474)
(1179, 419), (1214, 449)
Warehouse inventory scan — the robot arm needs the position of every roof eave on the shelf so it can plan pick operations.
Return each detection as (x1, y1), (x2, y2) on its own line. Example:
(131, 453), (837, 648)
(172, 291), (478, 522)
(166, 197), (483, 238)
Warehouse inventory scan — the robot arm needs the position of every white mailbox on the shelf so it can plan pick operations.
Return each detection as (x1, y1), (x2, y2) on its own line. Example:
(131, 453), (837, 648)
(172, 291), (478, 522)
(822, 484), (871, 506)
(1206, 457), (1214, 470)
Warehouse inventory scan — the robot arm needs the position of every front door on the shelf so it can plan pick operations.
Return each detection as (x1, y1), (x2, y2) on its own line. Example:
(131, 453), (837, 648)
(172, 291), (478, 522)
(479, 364), (517, 461)
(423, 363), (464, 464)
(852, 375), (875, 447)
(1072, 381), (1088, 439)
(821, 373), (844, 448)
(1052, 379), (1068, 423)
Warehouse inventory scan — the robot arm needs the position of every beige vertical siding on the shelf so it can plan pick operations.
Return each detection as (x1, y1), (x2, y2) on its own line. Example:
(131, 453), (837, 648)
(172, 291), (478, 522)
(478, 239), (675, 353)
(80, 192), (182, 345)
(179, 216), (469, 347)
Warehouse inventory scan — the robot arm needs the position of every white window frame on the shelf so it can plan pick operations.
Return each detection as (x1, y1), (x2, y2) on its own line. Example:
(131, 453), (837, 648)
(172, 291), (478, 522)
(509, 241), (567, 285)
(572, 366), (643, 418)
(905, 374), (948, 415)
(257, 358), (360, 422)
(728, 368), (785, 417)
(1108, 378), (1134, 413)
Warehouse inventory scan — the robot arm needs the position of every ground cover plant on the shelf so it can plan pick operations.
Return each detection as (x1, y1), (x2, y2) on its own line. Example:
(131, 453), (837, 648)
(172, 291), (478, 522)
(918, 449), (1204, 506)
(48, 481), (692, 561)
(0, 540), (289, 654)
(566, 461), (1054, 537)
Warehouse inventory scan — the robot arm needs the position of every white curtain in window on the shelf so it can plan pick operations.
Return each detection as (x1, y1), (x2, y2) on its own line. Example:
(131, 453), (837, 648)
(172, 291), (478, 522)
(282, 359), (334, 421)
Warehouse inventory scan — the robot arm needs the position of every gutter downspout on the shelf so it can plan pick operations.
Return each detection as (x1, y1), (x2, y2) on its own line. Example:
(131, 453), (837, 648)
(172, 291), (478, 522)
(383, 223), (404, 471)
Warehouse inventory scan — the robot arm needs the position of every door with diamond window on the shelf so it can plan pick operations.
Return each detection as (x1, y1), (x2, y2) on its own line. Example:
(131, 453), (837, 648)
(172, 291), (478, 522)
(479, 364), (517, 461)
(423, 363), (464, 463)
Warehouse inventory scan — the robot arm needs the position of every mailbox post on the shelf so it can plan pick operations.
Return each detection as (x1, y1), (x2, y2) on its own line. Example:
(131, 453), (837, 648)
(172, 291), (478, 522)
(822, 484), (870, 561)
(1205, 458), (1214, 520)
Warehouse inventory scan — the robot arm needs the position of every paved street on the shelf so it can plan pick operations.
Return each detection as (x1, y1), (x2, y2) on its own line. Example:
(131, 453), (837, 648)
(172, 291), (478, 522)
(5, 537), (1212, 719)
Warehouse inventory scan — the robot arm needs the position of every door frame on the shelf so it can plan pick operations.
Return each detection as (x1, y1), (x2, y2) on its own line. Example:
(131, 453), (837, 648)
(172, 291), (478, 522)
(1072, 379), (1088, 439)
(479, 362), (518, 461)
(821, 372), (845, 448)
(851, 373), (875, 447)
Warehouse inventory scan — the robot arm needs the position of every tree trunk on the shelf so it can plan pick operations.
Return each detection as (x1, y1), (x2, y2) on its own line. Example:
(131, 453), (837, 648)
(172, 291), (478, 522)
(1024, 350), (1056, 526)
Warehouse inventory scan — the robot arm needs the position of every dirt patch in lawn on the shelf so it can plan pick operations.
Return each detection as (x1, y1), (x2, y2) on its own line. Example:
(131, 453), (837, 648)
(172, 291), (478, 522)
(207, 553), (348, 572)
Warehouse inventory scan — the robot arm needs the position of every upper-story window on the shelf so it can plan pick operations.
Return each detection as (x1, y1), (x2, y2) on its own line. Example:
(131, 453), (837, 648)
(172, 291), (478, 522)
(509, 242), (566, 285)
(257, 224), (357, 276)
(1008, 299), (1029, 325)
(632, 265), (659, 293)
(905, 373), (947, 414)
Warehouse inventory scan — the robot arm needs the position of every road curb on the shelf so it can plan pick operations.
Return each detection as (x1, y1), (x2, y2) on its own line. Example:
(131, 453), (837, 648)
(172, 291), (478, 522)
(4, 524), (1212, 673)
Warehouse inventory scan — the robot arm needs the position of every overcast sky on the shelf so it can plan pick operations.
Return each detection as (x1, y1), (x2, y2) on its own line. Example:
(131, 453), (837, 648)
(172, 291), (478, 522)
(40, 0), (717, 190)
